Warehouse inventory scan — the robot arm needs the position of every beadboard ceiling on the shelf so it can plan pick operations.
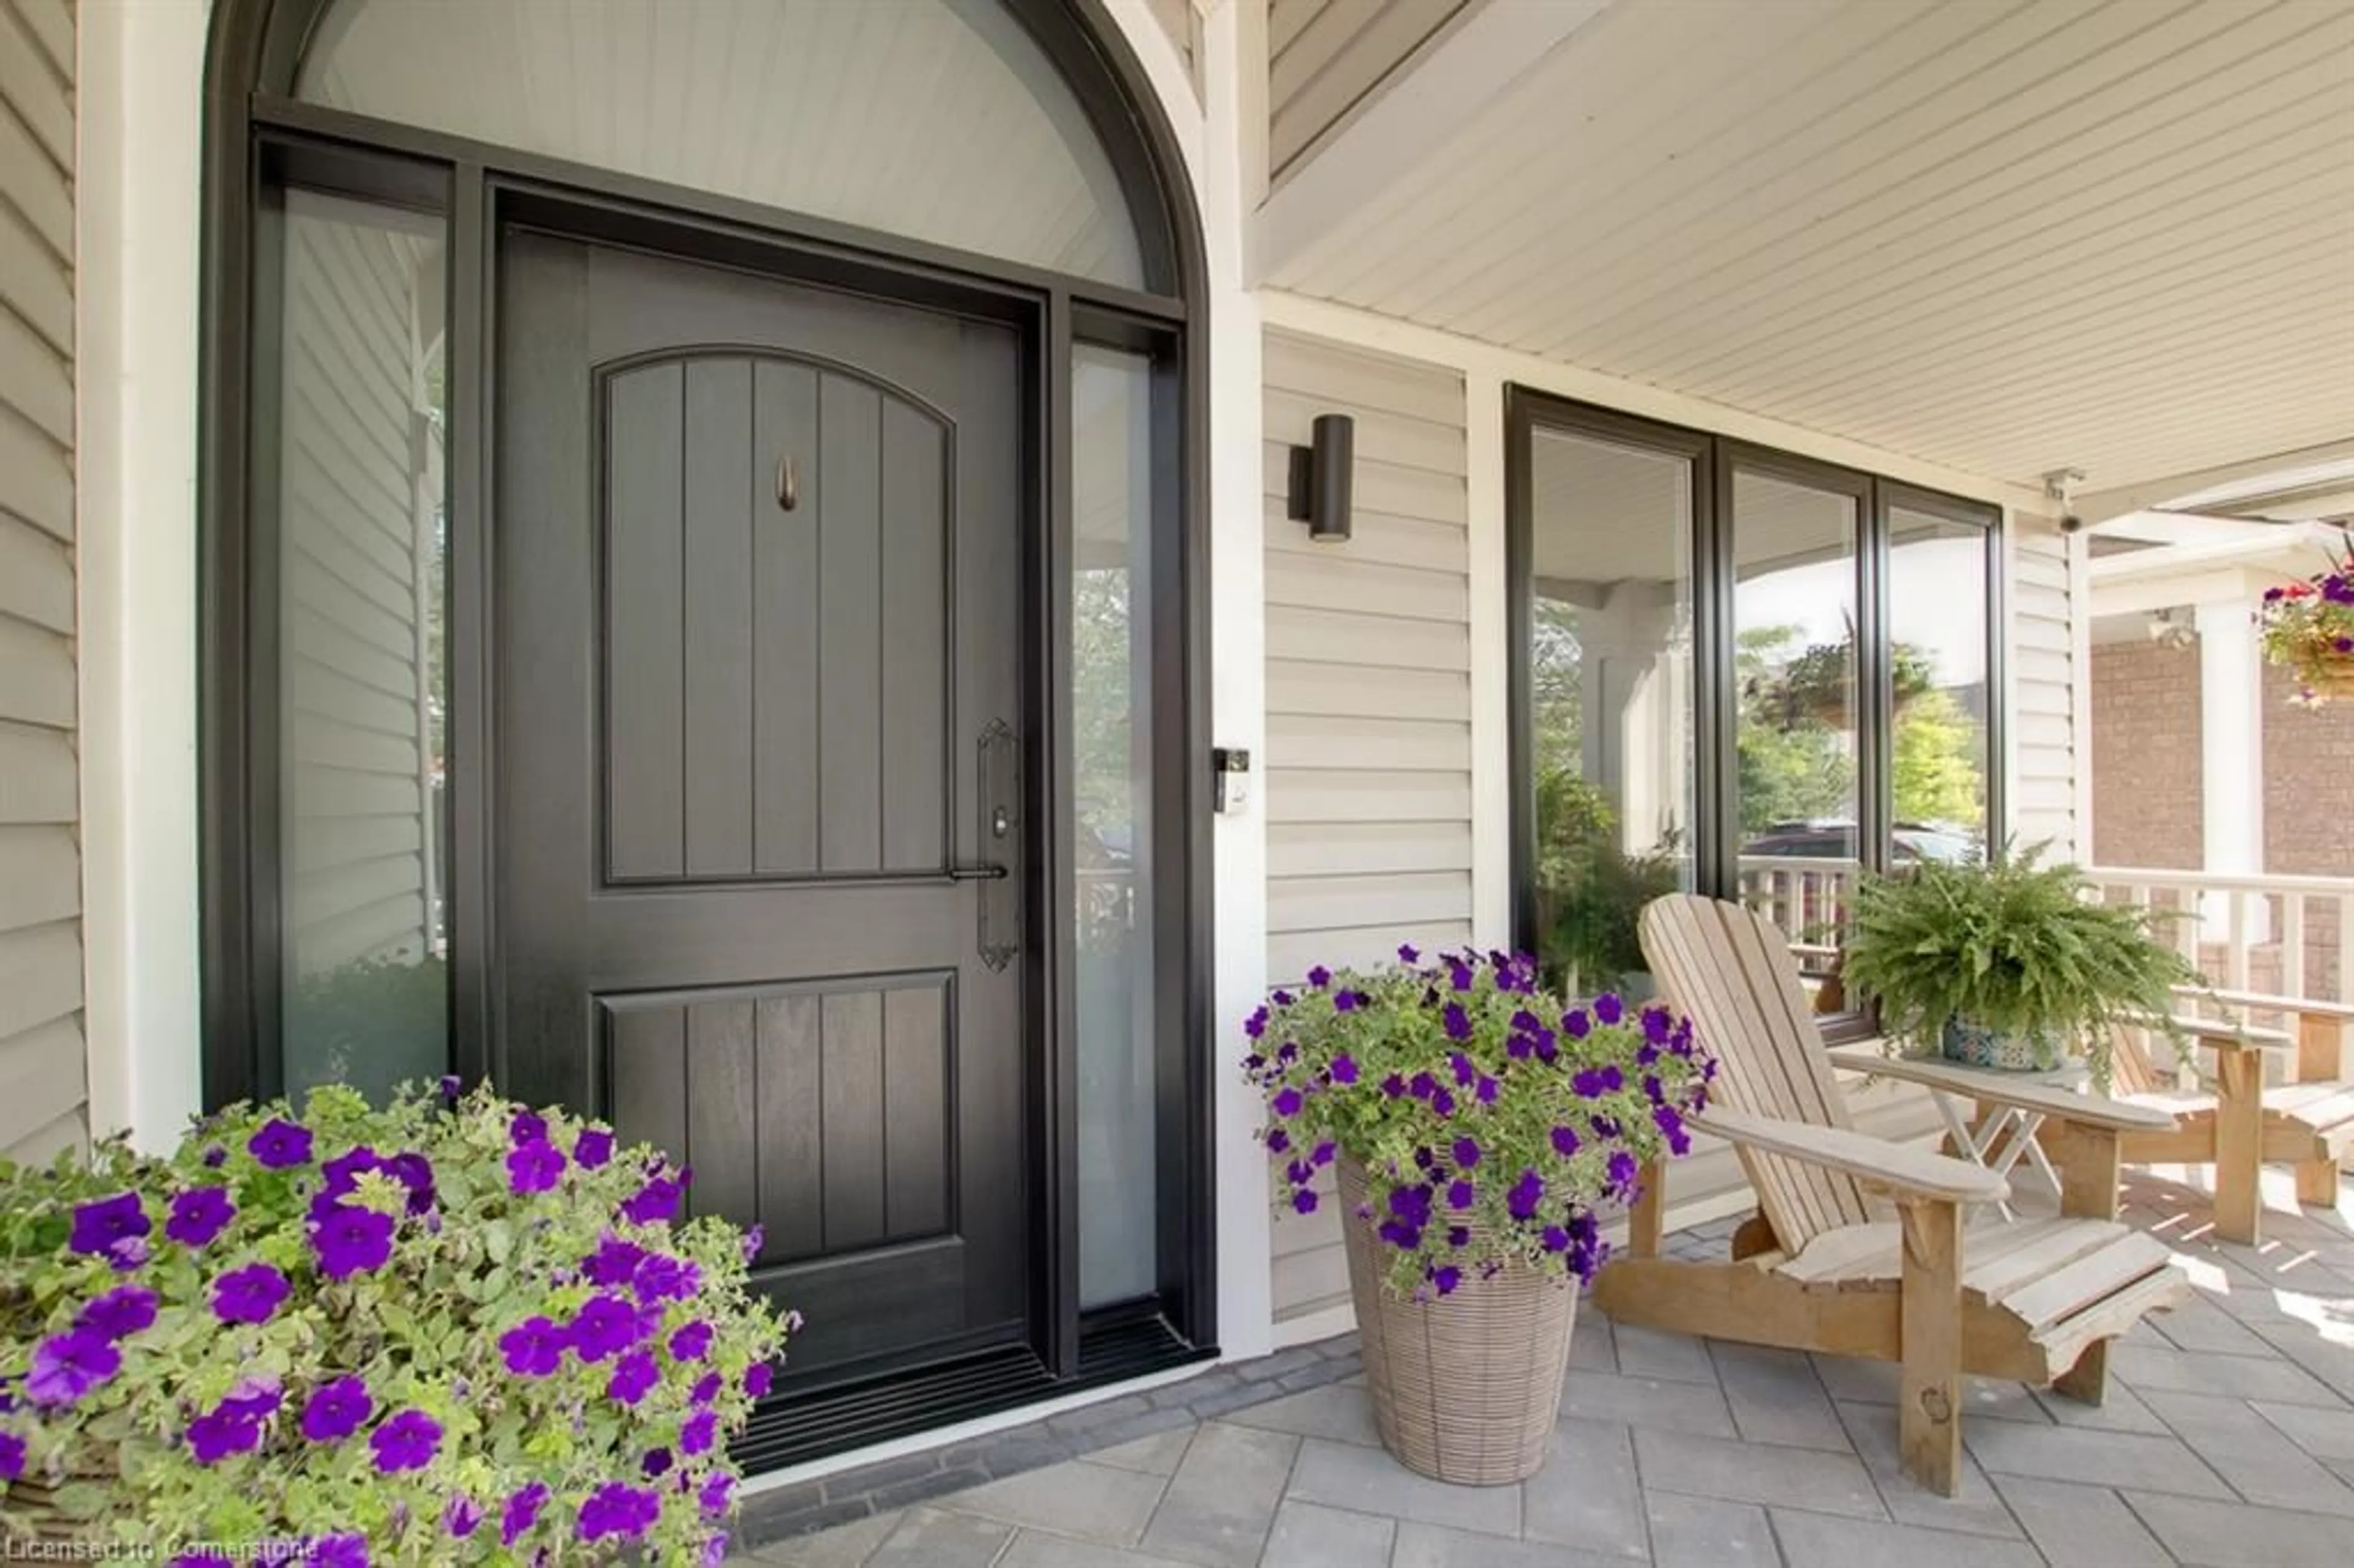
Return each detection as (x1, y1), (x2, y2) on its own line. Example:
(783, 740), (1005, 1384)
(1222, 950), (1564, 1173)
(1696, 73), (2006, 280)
(1263, 0), (2354, 496)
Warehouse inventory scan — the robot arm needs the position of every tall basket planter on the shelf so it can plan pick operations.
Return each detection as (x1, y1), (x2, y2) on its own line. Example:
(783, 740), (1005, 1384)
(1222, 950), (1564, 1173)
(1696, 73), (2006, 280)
(1336, 1156), (1574, 1485)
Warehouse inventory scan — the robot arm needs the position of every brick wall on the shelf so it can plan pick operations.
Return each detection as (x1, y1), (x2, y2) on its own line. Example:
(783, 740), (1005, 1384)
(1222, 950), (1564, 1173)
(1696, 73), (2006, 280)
(2263, 661), (2354, 998)
(2089, 638), (2203, 870)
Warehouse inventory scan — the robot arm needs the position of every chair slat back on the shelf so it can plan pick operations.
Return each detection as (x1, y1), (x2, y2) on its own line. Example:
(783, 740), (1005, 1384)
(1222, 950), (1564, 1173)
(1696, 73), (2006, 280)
(1639, 894), (1877, 1255)
(2106, 1024), (2165, 1097)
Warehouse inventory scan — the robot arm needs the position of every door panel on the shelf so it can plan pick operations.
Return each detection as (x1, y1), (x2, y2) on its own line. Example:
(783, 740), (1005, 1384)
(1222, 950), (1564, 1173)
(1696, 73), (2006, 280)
(496, 229), (1027, 1383)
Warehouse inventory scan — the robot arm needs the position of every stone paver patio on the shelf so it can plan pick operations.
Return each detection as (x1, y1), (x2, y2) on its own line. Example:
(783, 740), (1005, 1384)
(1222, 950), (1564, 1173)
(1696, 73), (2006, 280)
(730, 1167), (2354, 1567)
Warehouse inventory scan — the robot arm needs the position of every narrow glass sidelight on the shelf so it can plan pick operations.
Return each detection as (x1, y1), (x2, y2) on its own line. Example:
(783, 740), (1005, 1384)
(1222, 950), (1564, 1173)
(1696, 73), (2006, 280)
(1071, 343), (1159, 1308)
(272, 191), (451, 1103)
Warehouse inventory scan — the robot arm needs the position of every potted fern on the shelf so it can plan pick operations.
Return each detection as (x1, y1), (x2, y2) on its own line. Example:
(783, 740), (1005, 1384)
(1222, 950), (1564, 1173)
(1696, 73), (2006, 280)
(1840, 845), (2195, 1089)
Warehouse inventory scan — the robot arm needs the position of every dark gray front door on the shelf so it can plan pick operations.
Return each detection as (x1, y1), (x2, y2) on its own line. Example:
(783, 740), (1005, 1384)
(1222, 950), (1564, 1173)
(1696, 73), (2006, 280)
(495, 229), (1029, 1382)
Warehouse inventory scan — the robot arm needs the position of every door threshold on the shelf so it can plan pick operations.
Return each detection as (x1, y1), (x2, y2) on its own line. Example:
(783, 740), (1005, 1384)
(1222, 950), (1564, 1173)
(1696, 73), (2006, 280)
(733, 1309), (1214, 1477)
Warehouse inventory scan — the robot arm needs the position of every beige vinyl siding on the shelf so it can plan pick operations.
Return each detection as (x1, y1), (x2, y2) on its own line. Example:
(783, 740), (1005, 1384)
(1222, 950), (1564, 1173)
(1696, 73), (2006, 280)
(1268, 0), (1468, 182)
(1263, 330), (1469, 1322)
(279, 210), (440, 985)
(2010, 516), (2077, 861)
(1145, 0), (1198, 85)
(0, 0), (82, 1163)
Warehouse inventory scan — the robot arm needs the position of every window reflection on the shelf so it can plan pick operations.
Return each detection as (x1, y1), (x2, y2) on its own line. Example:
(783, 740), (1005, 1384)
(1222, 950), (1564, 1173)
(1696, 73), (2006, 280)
(1887, 507), (1991, 860)
(1525, 428), (1696, 999)
(1732, 468), (1860, 1018)
(275, 191), (449, 1102)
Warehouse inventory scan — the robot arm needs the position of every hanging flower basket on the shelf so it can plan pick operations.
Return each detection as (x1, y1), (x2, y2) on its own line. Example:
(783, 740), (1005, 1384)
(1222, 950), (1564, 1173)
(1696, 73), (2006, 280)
(1244, 951), (1715, 1485)
(2259, 533), (2354, 707)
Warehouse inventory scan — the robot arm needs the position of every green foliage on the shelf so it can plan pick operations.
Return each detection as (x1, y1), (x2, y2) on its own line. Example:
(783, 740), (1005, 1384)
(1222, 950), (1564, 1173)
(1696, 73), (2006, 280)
(1531, 769), (1681, 994)
(0, 1082), (787, 1563)
(1891, 688), (1986, 829)
(1244, 952), (1713, 1298)
(1839, 845), (2196, 1089)
(1736, 625), (1854, 831)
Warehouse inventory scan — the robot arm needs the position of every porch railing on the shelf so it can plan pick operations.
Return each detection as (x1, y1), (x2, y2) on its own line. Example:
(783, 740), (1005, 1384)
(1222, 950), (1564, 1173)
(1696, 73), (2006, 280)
(1736, 855), (1856, 964)
(2085, 866), (2353, 1004)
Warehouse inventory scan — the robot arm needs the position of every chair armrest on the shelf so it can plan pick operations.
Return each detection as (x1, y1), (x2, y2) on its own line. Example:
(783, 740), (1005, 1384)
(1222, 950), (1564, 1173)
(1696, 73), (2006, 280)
(2138, 1013), (2297, 1052)
(2169, 986), (2354, 1024)
(1689, 1106), (2009, 1204)
(1826, 1048), (2176, 1132)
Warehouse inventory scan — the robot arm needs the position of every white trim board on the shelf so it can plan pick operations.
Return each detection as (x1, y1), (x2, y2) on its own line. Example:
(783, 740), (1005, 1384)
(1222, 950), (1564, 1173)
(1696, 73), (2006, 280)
(1258, 291), (2043, 515)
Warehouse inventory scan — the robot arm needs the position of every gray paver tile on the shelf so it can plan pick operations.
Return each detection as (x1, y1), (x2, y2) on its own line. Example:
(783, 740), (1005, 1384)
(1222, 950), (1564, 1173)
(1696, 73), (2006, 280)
(1643, 1493), (1779, 1568)
(1563, 1369), (1737, 1439)
(1807, 1353), (1898, 1405)
(1391, 1521), (1632, 1568)
(1567, 1312), (1617, 1374)
(2258, 1397), (2354, 1462)
(1258, 1501), (1395, 1568)
(1764, 1509), (2043, 1568)
(1632, 1428), (1885, 1520)
(749, 1510), (901, 1566)
(2136, 1387), (2354, 1516)
(1989, 1475), (2173, 1567)
(1611, 1322), (1721, 1383)
(1709, 1342), (1849, 1452)
(1284, 1436), (1521, 1537)
(1964, 1417), (2236, 1498)
(1830, 1401), (2020, 1538)
(2152, 1293), (2285, 1356)
(866, 1507), (1015, 1567)
(1522, 1417), (1646, 1559)
(2243, 1317), (2354, 1405)
(2123, 1489), (2354, 1568)
(2031, 1372), (2173, 1433)
(2115, 1339), (2352, 1407)
(940, 1458), (1168, 1545)
(1090, 1427), (1196, 1476)
(1138, 1421), (1298, 1567)
(1222, 1385), (1382, 1448)
(994, 1531), (1203, 1568)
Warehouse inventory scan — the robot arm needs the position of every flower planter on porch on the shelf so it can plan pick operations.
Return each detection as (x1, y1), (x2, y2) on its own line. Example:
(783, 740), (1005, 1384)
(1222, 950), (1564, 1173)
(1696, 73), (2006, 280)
(1336, 1155), (1575, 1485)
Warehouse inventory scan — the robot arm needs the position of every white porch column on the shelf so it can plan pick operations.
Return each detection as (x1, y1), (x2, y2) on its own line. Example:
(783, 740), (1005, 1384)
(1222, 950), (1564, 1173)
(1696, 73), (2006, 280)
(2194, 598), (2268, 943)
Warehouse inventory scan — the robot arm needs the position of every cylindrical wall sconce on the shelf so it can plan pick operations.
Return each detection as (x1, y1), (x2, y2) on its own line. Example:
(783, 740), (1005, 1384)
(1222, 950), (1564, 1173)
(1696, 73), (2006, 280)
(1286, 413), (1355, 542)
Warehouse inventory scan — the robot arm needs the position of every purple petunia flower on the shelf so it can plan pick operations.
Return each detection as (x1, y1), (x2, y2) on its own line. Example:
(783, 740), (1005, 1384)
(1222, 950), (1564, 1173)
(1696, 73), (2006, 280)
(1430, 1088), (1457, 1119)
(0, 1431), (23, 1480)
(671, 1320), (715, 1361)
(640, 1446), (674, 1479)
(1652, 1104), (1692, 1157)
(69, 1192), (150, 1258)
(201, 1144), (227, 1168)
(1431, 1265), (1461, 1295)
(1333, 991), (1360, 1013)
(1607, 1149), (1640, 1195)
(1507, 1168), (1545, 1222)
(311, 1205), (395, 1281)
(308, 1534), (368, 1568)
(501, 1482), (550, 1547)
(1594, 992), (1623, 1026)
(370, 1408), (441, 1474)
(1292, 1188), (1319, 1215)
(386, 1152), (436, 1214)
(511, 1109), (547, 1146)
(1441, 1003), (1471, 1041)
(1563, 1008), (1592, 1040)
(1271, 1087), (1304, 1119)
(745, 1363), (775, 1399)
(1398, 943), (1420, 964)
(699, 1471), (734, 1521)
(1306, 965), (1331, 988)
(574, 1127), (614, 1169)
(619, 1176), (684, 1227)
(439, 1073), (463, 1102)
(1451, 1136), (1481, 1170)
(211, 1262), (291, 1326)
(607, 1349), (660, 1407)
(1265, 1128), (1290, 1155)
(1551, 1124), (1581, 1157)
(584, 1234), (647, 1287)
(691, 1370), (723, 1404)
(321, 1145), (383, 1194)
(1380, 1073), (1407, 1098)
(301, 1374), (373, 1442)
(499, 1316), (568, 1379)
(680, 1408), (718, 1456)
(1446, 1225), (1470, 1248)
(1328, 1053), (1359, 1086)
(741, 1222), (766, 1263)
(568, 1293), (649, 1362)
(186, 1405), (262, 1464)
(444, 1495), (484, 1539)
(1542, 1225), (1571, 1253)
(1312, 1140), (1336, 1167)
(579, 1482), (663, 1542)
(27, 1330), (120, 1407)
(248, 1118), (314, 1169)
(166, 1187), (236, 1249)
(634, 1252), (701, 1302)
(507, 1140), (566, 1195)
(1244, 1008), (1268, 1040)
(75, 1284), (159, 1342)
(1446, 1179), (1475, 1211)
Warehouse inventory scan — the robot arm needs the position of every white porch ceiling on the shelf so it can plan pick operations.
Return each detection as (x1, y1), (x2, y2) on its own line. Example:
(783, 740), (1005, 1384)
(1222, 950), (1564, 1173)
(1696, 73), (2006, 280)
(1262, 0), (2354, 497)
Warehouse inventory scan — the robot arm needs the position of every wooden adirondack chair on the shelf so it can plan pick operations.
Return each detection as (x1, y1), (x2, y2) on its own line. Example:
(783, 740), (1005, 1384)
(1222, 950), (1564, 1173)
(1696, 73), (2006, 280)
(1596, 894), (2190, 1496)
(2109, 989), (2354, 1245)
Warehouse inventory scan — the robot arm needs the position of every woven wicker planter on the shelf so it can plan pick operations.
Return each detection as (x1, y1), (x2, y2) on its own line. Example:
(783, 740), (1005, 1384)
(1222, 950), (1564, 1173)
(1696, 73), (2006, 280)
(1336, 1155), (1577, 1485)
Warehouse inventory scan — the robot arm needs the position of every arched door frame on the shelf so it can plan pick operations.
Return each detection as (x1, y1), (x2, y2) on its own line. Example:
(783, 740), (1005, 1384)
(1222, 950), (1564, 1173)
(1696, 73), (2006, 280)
(196, 0), (1217, 1434)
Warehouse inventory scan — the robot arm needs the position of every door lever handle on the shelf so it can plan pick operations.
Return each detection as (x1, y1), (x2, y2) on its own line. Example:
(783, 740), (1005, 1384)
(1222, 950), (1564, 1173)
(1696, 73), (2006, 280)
(947, 863), (1008, 881)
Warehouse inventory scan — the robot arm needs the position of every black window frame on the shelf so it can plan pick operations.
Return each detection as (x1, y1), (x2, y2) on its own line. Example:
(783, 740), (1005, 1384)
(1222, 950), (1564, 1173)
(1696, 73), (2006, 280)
(1505, 387), (2005, 1041)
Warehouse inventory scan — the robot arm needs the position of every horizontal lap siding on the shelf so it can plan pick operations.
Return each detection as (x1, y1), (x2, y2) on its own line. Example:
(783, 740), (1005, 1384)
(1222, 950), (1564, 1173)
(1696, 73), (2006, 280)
(0, 0), (82, 1162)
(1263, 330), (1469, 1321)
(2011, 519), (2077, 861)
